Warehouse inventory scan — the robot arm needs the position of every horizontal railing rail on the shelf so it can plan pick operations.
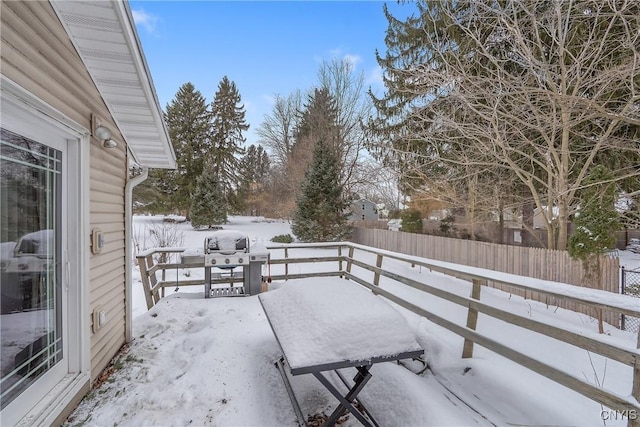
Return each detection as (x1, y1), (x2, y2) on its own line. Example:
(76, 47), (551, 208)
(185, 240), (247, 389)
(135, 242), (640, 426)
(135, 245), (344, 309)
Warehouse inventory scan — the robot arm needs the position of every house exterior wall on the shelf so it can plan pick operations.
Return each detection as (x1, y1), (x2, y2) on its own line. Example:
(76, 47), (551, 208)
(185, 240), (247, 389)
(2, 0), (128, 387)
(349, 199), (379, 221)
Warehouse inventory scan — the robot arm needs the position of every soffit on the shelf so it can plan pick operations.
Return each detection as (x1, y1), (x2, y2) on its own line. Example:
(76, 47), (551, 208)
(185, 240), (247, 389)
(51, 0), (176, 169)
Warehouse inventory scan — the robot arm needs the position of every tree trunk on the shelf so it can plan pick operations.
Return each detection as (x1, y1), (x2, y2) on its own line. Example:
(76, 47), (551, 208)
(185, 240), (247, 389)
(557, 110), (571, 251)
(521, 192), (535, 247)
(498, 198), (504, 244)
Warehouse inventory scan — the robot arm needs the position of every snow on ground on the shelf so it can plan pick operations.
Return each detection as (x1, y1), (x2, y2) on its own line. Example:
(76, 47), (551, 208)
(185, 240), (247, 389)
(620, 249), (640, 271)
(65, 216), (640, 427)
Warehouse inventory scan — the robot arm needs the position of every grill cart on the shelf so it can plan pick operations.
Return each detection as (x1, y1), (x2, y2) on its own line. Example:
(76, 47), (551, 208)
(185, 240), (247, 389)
(196, 230), (269, 297)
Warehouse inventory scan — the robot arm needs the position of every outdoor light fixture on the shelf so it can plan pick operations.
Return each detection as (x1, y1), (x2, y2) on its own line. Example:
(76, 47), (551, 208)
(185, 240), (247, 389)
(93, 124), (111, 141)
(92, 114), (118, 149)
(103, 138), (118, 148)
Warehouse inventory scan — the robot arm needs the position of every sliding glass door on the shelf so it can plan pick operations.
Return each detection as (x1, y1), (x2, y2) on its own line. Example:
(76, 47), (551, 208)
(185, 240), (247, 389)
(0, 126), (67, 420)
(0, 128), (63, 409)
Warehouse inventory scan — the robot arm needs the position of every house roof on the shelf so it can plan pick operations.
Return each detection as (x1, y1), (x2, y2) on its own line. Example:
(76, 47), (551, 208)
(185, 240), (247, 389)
(352, 198), (376, 205)
(51, 0), (176, 169)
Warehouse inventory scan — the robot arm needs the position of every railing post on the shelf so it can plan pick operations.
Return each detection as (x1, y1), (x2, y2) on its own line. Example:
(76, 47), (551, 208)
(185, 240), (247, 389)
(622, 266), (626, 331)
(346, 246), (354, 279)
(462, 279), (483, 359)
(161, 251), (167, 298)
(631, 332), (640, 427)
(284, 247), (289, 281)
(374, 254), (383, 286)
(138, 255), (154, 310)
(338, 246), (343, 277)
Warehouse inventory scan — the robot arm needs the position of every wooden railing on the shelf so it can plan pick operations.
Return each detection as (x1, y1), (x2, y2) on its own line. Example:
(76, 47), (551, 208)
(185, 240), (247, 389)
(352, 227), (622, 326)
(135, 243), (346, 309)
(136, 242), (640, 426)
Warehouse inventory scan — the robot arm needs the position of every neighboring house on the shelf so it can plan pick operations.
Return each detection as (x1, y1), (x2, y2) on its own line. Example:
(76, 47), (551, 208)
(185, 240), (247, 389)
(533, 206), (559, 229)
(387, 218), (402, 231)
(0, 1), (176, 425)
(490, 209), (522, 229)
(349, 198), (379, 221)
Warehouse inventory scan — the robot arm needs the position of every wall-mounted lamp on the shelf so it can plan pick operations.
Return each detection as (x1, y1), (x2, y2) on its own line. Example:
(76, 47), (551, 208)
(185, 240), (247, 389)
(103, 139), (118, 148)
(91, 114), (118, 149)
(94, 124), (111, 140)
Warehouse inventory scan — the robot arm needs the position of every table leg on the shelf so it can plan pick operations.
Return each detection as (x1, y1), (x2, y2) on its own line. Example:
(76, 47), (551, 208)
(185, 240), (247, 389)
(275, 357), (306, 426)
(335, 370), (380, 427)
(313, 366), (375, 427)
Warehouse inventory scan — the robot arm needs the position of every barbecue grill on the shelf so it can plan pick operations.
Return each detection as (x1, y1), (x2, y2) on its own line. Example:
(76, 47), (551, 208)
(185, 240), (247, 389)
(195, 230), (269, 298)
(203, 230), (250, 268)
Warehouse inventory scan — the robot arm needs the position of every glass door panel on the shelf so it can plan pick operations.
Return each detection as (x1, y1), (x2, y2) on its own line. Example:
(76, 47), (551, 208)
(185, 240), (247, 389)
(0, 128), (63, 409)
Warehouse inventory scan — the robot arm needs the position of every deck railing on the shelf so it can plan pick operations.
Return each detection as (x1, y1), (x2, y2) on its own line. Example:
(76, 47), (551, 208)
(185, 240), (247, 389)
(136, 242), (640, 426)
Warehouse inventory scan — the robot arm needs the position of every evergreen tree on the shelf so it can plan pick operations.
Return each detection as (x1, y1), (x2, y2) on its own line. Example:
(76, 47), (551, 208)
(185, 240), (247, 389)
(291, 141), (351, 242)
(294, 87), (341, 151)
(568, 165), (621, 264)
(237, 144), (271, 215)
(279, 88), (344, 218)
(133, 168), (178, 214)
(239, 144), (271, 184)
(210, 76), (249, 212)
(164, 82), (211, 216)
(400, 209), (423, 233)
(190, 166), (227, 229)
(292, 88), (342, 175)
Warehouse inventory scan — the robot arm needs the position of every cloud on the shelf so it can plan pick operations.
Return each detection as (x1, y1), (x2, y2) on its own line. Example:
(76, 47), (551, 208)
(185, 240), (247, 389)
(343, 54), (362, 69)
(366, 65), (384, 86)
(365, 65), (385, 95)
(243, 100), (255, 113)
(262, 94), (276, 106)
(132, 9), (159, 34)
(317, 49), (362, 70)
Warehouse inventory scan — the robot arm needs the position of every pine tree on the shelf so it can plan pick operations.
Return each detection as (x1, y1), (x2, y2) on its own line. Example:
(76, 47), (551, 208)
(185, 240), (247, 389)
(568, 165), (621, 263)
(190, 166), (227, 229)
(210, 76), (249, 212)
(239, 144), (271, 184)
(237, 144), (271, 215)
(278, 88), (344, 218)
(133, 168), (178, 214)
(291, 141), (351, 242)
(294, 87), (341, 150)
(164, 82), (211, 216)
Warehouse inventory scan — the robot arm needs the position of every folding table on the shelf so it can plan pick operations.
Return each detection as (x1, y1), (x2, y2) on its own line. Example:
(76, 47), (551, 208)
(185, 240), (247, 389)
(259, 279), (424, 427)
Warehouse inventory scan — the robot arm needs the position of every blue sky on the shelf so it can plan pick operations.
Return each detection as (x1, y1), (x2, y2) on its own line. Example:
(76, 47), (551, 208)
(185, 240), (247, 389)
(130, 1), (412, 147)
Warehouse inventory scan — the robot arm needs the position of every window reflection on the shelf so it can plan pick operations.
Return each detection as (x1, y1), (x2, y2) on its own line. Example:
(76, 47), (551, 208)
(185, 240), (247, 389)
(1, 129), (62, 409)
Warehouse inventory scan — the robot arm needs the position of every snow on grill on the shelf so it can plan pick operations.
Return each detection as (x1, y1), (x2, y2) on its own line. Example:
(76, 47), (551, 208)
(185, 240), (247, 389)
(203, 230), (250, 267)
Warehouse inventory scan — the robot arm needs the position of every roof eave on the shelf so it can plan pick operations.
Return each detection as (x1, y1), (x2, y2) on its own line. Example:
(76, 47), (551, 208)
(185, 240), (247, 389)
(51, 0), (176, 169)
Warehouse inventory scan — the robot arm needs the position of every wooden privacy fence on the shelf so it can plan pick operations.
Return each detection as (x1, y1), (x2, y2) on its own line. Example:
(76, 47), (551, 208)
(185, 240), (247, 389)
(137, 242), (639, 426)
(351, 227), (621, 327)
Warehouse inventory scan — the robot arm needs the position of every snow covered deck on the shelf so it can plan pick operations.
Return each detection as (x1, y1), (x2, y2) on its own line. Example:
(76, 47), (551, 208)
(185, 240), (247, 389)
(67, 276), (639, 427)
(68, 216), (640, 426)
(66, 278), (494, 426)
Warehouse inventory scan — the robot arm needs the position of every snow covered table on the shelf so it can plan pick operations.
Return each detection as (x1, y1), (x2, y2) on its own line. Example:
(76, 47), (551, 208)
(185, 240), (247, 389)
(259, 278), (424, 427)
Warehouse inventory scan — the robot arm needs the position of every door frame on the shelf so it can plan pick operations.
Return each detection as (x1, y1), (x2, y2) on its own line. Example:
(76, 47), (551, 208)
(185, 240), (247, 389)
(0, 77), (91, 426)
